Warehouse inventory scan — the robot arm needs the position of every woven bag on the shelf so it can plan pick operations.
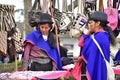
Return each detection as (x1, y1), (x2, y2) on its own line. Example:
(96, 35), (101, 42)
(12, 27), (23, 53)
(0, 6), (7, 55)
(0, 31), (7, 55)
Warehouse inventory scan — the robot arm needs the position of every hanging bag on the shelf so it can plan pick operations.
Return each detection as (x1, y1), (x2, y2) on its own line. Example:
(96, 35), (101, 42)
(12, 27), (23, 53)
(0, 5), (7, 55)
(28, 0), (42, 27)
(91, 35), (115, 80)
(104, 0), (118, 30)
(84, 0), (96, 18)
(3, 5), (23, 54)
(85, 0), (96, 3)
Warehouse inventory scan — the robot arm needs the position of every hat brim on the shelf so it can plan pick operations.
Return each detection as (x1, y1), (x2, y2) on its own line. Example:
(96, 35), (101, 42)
(89, 18), (109, 24)
(38, 21), (53, 24)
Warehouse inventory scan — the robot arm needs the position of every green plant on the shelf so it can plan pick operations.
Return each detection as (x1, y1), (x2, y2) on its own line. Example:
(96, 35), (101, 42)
(0, 60), (22, 73)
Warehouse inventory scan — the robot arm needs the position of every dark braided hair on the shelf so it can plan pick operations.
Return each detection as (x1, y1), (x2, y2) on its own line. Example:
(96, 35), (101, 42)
(47, 31), (56, 48)
(100, 21), (116, 45)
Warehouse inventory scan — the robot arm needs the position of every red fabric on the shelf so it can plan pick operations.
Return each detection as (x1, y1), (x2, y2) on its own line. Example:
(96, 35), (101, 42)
(113, 68), (120, 74)
(71, 60), (82, 80)
(78, 35), (84, 47)
(23, 43), (32, 62)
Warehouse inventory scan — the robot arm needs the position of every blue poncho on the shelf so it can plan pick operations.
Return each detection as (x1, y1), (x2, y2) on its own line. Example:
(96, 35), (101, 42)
(24, 30), (62, 70)
(80, 32), (110, 80)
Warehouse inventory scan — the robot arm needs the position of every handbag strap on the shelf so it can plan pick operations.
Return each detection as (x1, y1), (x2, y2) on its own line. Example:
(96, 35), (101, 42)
(107, 0), (114, 14)
(108, 0), (112, 7)
(117, 0), (120, 9)
(62, 0), (67, 12)
(91, 35), (107, 61)
(32, 0), (41, 10)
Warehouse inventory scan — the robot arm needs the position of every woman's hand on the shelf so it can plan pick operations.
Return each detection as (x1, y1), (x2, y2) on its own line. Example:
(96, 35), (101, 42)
(21, 67), (28, 71)
(78, 56), (83, 63)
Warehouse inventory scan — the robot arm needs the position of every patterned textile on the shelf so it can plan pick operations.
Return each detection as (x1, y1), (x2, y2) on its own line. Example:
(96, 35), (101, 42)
(0, 71), (68, 80)
(0, 30), (7, 55)
(12, 28), (23, 53)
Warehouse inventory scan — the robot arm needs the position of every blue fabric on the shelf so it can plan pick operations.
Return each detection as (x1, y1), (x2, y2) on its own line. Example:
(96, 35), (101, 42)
(82, 32), (110, 80)
(24, 30), (62, 70)
(114, 50), (120, 61)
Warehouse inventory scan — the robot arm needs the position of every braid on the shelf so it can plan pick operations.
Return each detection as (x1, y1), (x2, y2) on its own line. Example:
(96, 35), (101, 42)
(100, 22), (116, 45)
(47, 32), (56, 48)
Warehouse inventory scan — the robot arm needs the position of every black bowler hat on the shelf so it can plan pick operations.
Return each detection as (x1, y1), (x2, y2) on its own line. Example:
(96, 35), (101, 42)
(89, 11), (109, 23)
(38, 13), (53, 24)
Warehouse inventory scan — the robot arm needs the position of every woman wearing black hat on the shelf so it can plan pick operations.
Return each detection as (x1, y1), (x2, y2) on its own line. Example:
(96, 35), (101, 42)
(78, 11), (116, 80)
(22, 13), (62, 71)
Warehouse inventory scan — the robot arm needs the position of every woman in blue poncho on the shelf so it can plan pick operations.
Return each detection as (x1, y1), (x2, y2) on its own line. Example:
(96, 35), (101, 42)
(78, 11), (116, 80)
(22, 13), (62, 71)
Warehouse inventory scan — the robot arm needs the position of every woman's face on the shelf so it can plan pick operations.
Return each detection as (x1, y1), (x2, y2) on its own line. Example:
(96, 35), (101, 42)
(88, 20), (100, 33)
(39, 23), (51, 35)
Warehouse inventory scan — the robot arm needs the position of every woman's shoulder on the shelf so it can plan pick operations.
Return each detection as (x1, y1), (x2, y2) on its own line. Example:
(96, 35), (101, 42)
(29, 30), (39, 34)
(94, 31), (108, 38)
(26, 30), (41, 40)
(94, 32), (109, 43)
(27, 30), (41, 36)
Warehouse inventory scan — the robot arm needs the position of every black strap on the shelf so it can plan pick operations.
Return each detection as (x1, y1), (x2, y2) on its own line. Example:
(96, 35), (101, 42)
(52, 0), (56, 8)
(32, 0), (37, 10)
(37, 0), (41, 10)
(117, 0), (120, 9)
(32, 0), (41, 10)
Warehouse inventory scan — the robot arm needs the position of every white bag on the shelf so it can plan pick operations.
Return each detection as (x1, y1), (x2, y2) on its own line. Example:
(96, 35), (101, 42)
(91, 35), (115, 80)
(105, 60), (115, 80)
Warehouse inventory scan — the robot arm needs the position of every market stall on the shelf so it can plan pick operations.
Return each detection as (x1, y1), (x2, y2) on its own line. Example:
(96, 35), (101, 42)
(0, 71), (69, 80)
(0, 67), (120, 80)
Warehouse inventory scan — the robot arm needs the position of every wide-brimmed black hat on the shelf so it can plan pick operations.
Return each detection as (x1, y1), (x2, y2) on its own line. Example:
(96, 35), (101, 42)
(89, 11), (109, 23)
(38, 13), (53, 24)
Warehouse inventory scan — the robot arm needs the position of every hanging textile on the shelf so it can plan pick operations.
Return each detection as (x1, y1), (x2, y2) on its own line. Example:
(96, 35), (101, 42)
(53, 0), (72, 33)
(0, 5), (7, 55)
(3, 5), (23, 54)
(104, 0), (118, 30)
(28, 0), (42, 27)
(83, 0), (96, 18)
